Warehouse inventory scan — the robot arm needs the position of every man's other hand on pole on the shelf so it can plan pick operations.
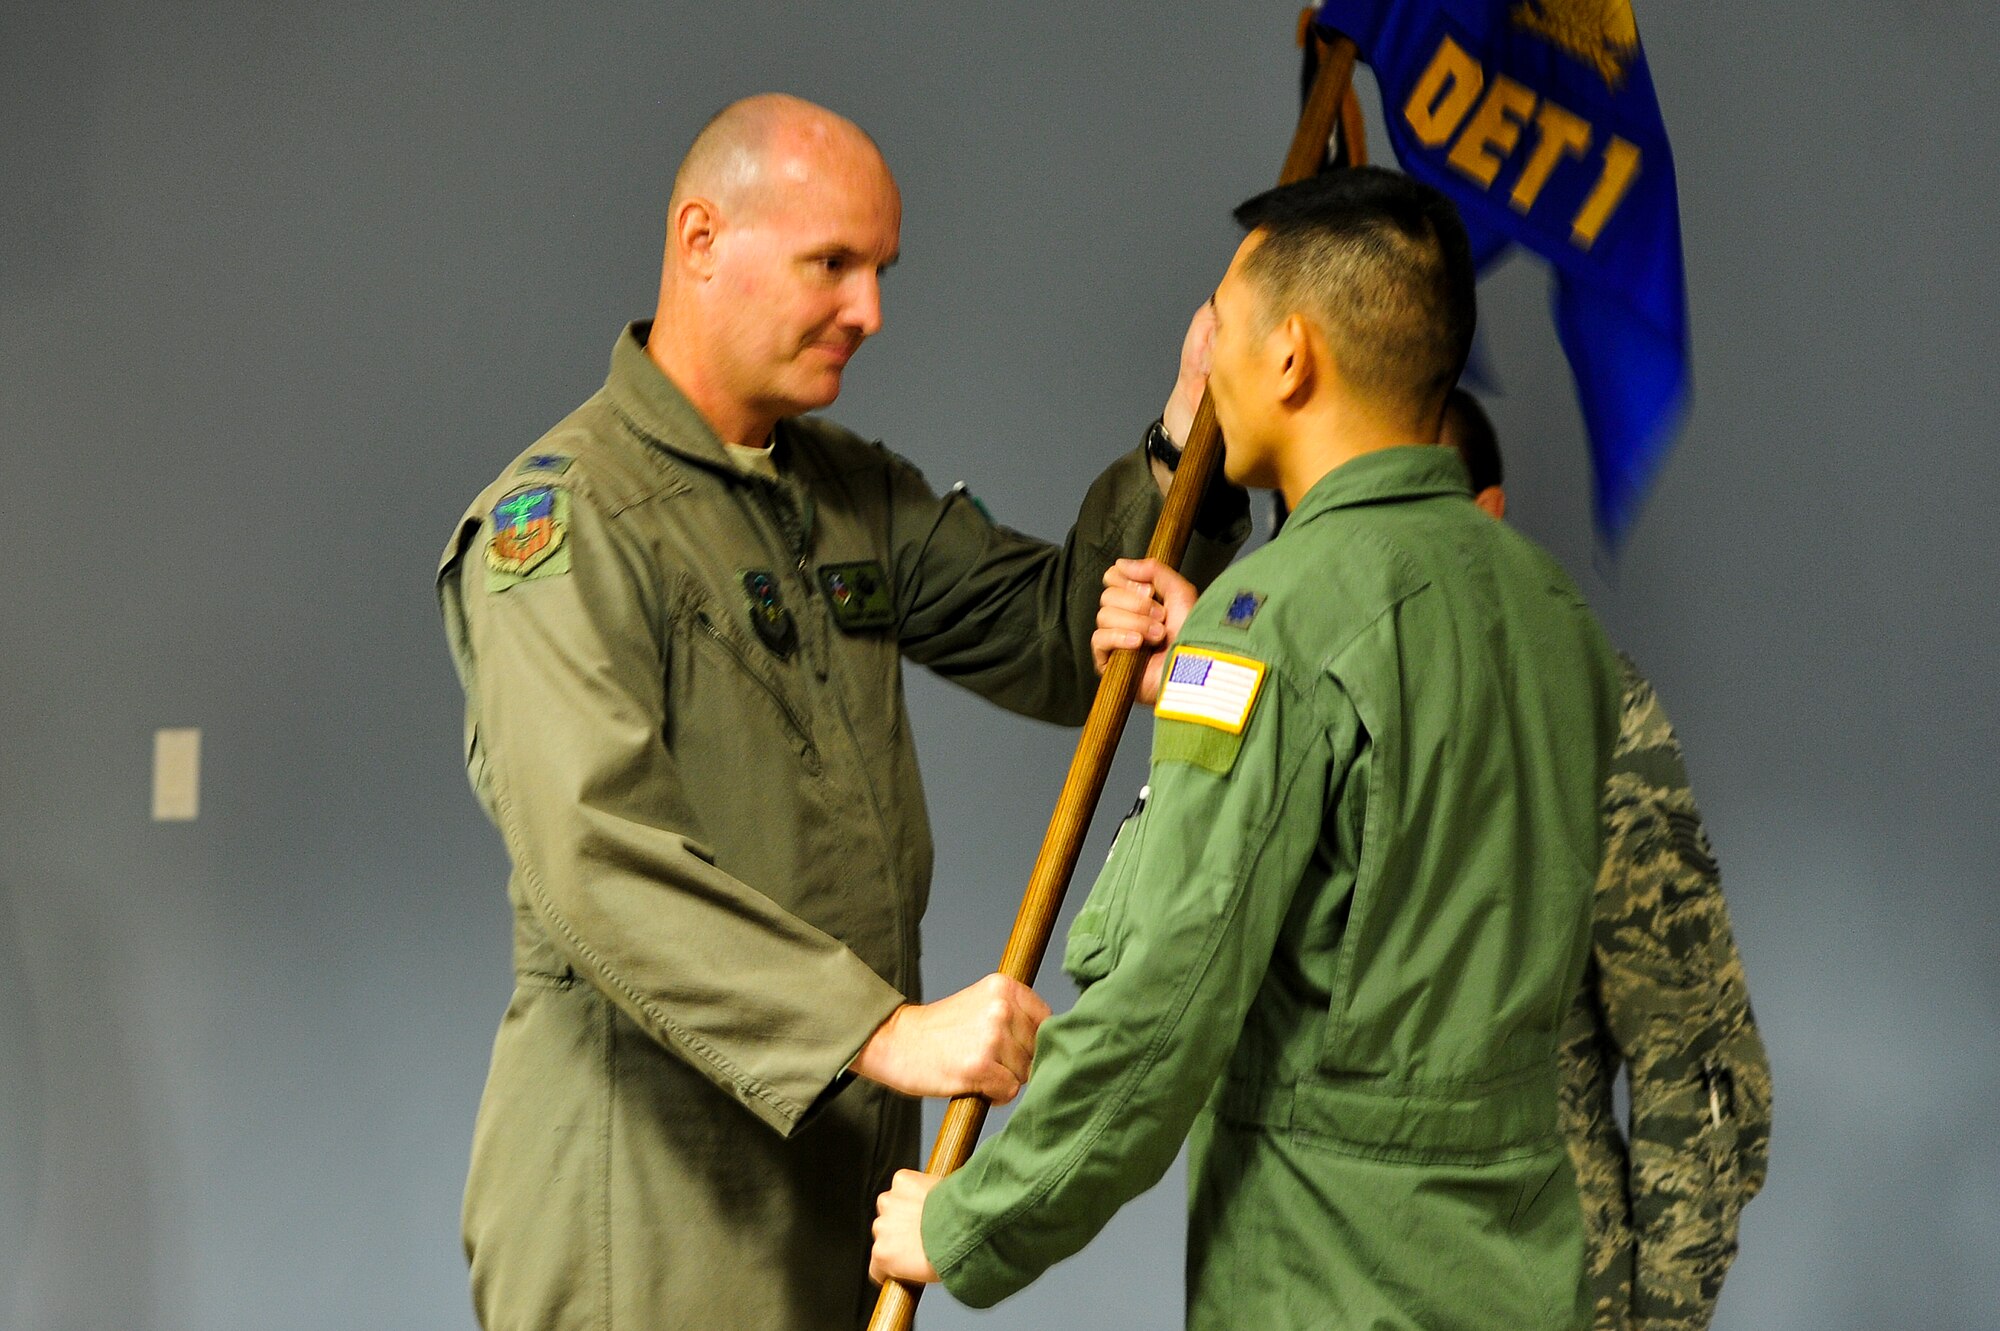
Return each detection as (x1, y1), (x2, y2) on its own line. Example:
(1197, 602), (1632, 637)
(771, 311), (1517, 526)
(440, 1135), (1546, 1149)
(851, 974), (1051, 1103)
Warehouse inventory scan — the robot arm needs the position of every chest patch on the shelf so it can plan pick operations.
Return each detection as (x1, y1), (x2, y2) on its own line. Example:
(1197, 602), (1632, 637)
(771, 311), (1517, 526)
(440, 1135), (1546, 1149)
(741, 570), (798, 659)
(1156, 646), (1266, 734)
(816, 560), (896, 631)
(486, 485), (570, 588)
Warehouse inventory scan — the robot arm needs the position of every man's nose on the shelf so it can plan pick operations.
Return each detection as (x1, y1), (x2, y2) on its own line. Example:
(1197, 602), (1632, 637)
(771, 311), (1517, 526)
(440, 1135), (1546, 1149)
(842, 272), (884, 338)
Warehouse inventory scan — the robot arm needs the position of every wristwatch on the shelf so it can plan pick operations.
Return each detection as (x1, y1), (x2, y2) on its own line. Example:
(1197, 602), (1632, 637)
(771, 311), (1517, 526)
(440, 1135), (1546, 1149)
(1148, 414), (1251, 540)
(1144, 416), (1183, 472)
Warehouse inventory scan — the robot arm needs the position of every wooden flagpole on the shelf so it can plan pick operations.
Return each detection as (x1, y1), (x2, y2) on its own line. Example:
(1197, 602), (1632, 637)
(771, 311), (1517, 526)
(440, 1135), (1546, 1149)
(866, 30), (1359, 1331)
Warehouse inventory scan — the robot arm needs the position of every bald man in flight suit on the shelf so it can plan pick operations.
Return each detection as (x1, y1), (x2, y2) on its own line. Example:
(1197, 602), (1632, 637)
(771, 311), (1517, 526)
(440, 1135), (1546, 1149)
(436, 95), (1246, 1331)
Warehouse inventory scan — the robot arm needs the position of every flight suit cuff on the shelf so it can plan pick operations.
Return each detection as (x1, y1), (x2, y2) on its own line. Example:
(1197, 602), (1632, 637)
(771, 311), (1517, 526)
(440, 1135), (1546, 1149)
(1185, 483), (1251, 588)
(1191, 473), (1250, 544)
(731, 971), (904, 1139)
(1089, 446), (1248, 589)
(799, 1070), (861, 1130)
(920, 1167), (1030, 1310)
(790, 984), (906, 1131)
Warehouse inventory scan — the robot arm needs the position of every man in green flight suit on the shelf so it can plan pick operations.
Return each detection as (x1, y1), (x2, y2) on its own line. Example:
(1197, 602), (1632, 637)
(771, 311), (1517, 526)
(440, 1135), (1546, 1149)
(1444, 389), (1773, 1331)
(435, 95), (1245, 1331)
(868, 167), (1622, 1330)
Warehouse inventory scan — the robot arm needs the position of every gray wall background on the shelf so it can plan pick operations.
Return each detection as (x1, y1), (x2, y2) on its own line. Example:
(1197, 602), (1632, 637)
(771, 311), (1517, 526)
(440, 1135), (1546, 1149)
(3, 2), (1995, 1327)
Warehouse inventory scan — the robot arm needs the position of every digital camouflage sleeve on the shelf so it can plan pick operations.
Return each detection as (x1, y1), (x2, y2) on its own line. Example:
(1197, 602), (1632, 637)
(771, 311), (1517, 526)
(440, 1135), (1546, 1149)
(1560, 656), (1774, 1331)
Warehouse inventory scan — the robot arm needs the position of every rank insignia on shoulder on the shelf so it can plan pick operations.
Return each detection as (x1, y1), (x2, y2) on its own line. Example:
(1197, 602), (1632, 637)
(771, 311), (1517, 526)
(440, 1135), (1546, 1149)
(1221, 590), (1266, 629)
(1154, 646), (1268, 775)
(741, 570), (798, 659)
(486, 485), (570, 590)
(817, 560), (896, 631)
(517, 454), (573, 475)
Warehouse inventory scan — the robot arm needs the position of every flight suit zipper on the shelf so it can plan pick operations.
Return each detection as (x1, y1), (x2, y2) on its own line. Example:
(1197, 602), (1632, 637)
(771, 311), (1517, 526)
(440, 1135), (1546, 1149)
(748, 475), (811, 572)
(734, 460), (912, 985)
(739, 474), (828, 679)
(822, 642), (916, 989)
(747, 465), (916, 988)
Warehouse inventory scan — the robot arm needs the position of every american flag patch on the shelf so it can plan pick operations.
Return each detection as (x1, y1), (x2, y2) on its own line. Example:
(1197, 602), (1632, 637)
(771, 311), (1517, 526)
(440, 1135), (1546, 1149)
(1155, 646), (1266, 734)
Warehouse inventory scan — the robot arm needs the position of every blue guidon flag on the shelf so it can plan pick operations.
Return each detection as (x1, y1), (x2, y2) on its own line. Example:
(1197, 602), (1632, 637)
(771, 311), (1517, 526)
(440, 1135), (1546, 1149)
(1311, 0), (1689, 543)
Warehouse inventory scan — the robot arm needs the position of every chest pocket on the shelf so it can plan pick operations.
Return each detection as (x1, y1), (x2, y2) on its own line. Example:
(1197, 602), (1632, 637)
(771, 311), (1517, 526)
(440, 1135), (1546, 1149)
(673, 580), (823, 778)
(1062, 785), (1151, 988)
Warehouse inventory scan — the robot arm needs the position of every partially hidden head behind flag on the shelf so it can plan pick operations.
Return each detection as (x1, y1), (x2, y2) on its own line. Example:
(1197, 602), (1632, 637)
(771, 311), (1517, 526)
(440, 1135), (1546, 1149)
(1311, 0), (1688, 544)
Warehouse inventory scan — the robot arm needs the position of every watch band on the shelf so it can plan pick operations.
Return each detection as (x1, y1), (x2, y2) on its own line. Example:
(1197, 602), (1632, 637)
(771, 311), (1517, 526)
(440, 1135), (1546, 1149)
(1144, 417), (1183, 472)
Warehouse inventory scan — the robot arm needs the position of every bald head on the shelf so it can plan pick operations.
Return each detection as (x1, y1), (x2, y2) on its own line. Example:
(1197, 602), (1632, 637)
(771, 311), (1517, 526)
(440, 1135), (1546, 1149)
(648, 94), (902, 448)
(669, 94), (890, 223)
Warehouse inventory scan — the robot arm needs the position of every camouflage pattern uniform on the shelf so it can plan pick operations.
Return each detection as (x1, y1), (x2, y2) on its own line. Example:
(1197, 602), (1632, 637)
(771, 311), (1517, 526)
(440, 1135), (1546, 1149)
(1560, 655), (1773, 1331)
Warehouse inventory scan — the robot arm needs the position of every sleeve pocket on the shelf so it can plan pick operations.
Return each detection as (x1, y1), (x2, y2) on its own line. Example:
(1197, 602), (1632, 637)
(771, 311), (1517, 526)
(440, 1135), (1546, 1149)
(1061, 786), (1150, 988)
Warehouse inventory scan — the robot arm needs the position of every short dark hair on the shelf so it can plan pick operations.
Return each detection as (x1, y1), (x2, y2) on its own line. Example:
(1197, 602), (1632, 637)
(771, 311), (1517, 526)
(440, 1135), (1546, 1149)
(1231, 167), (1476, 412)
(1443, 387), (1503, 491)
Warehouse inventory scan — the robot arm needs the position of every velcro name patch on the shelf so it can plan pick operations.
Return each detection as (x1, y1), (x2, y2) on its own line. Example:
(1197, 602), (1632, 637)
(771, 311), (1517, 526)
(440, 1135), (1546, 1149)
(817, 560), (896, 630)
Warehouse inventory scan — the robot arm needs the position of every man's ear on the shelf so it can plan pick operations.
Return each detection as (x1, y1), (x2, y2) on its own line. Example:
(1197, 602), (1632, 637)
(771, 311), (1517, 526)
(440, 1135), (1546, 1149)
(1473, 485), (1507, 520)
(673, 199), (721, 278)
(1274, 313), (1316, 407)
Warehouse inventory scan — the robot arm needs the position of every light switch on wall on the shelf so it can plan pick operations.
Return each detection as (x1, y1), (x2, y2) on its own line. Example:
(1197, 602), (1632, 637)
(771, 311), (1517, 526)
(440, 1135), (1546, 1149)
(153, 728), (201, 821)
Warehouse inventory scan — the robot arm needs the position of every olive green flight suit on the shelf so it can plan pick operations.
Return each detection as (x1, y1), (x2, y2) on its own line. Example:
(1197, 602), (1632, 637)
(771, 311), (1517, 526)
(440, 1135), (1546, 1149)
(922, 446), (1622, 1331)
(435, 324), (1244, 1331)
(1561, 657), (1772, 1331)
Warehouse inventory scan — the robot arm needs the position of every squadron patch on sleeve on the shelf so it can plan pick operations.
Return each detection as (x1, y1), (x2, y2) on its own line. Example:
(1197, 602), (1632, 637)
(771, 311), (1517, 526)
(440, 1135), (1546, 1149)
(817, 560), (896, 631)
(486, 485), (571, 590)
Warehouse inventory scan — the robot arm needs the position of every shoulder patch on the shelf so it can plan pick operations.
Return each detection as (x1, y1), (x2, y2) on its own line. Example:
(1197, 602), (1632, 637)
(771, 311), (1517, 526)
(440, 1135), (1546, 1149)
(1221, 590), (1266, 630)
(486, 485), (570, 590)
(1156, 646), (1266, 734)
(517, 453), (573, 475)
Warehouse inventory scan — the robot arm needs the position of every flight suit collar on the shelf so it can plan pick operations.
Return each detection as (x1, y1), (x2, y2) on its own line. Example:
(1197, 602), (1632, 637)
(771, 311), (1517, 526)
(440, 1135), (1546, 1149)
(604, 321), (820, 592)
(1284, 444), (1472, 529)
(603, 320), (793, 478)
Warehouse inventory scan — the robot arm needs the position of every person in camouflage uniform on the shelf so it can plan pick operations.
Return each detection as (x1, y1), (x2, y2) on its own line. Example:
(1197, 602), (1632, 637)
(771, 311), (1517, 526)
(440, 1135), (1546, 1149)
(1445, 389), (1773, 1330)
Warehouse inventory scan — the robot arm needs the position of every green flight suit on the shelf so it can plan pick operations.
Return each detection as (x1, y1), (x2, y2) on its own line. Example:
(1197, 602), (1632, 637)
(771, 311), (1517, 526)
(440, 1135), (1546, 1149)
(1561, 657), (1773, 1331)
(434, 323), (1245, 1331)
(923, 445), (1622, 1331)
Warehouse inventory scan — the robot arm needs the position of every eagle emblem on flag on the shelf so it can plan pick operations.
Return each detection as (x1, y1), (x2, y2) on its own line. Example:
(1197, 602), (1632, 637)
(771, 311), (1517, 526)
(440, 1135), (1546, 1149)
(1509, 0), (1638, 87)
